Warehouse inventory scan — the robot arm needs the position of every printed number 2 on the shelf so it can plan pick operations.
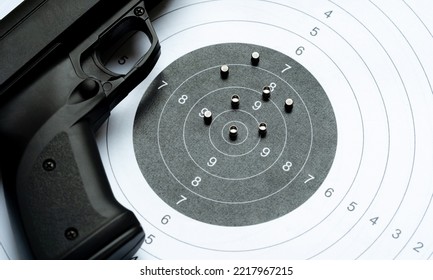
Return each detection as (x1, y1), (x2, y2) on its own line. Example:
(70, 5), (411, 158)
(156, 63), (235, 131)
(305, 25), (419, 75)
(413, 242), (424, 253)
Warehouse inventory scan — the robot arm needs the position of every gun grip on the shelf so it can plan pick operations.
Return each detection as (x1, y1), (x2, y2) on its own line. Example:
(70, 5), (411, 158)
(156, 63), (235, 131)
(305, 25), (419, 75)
(16, 121), (143, 259)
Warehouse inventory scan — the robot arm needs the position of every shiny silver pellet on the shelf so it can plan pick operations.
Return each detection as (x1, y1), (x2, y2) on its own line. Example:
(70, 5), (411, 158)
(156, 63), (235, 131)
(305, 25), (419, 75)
(285, 98), (294, 113)
(251, 51), (260, 66)
(220, 65), (229, 79)
(231, 95), (240, 109)
(258, 122), (267, 137)
(262, 86), (271, 101)
(229, 125), (238, 140)
(204, 110), (212, 125)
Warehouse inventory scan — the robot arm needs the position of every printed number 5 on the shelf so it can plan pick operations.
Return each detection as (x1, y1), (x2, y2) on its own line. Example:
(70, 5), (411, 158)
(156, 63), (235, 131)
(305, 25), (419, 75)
(118, 55), (128, 65)
(347, 201), (358, 211)
(310, 27), (320, 36)
(144, 233), (155, 244)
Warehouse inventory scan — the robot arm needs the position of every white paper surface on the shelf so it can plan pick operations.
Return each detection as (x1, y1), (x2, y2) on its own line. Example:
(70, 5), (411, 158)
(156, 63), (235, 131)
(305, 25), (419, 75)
(1, 0), (433, 259)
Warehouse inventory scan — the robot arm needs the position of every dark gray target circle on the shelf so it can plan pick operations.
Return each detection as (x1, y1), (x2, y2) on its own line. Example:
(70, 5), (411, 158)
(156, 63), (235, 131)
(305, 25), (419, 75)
(133, 43), (337, 226)
(182, 85), (294, 180)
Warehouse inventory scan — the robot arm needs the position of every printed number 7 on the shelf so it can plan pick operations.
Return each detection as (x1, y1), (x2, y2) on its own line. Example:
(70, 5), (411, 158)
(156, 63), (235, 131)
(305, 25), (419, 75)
(304, 174), (315, 184)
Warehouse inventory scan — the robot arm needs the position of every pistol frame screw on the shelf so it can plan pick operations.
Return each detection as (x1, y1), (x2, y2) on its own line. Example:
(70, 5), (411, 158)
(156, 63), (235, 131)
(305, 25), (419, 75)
(134, 7), (145, 17)
(42, 159), (56, 171)
(65, 228), (79, 241)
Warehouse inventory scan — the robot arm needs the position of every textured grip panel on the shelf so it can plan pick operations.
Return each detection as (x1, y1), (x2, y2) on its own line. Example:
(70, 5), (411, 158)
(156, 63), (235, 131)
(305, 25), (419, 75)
(17, 124), (143, 259)
(25, 132), (105, 258)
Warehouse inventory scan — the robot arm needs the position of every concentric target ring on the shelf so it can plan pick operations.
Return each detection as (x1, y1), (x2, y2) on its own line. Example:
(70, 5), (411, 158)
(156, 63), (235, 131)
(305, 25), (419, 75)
(133, 43), (337, 222)
(3, 0), (433, 260)
(180, 80), (305, 181)
(99, 0), (433, 260)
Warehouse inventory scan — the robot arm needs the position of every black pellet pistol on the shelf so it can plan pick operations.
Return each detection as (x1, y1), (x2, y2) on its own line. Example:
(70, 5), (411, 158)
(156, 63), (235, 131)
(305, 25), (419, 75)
(0, 0), (160, 259)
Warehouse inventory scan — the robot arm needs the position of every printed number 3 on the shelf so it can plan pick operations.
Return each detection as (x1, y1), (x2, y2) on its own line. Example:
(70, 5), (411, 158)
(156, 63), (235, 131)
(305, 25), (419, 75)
(392, 229), (402, 239)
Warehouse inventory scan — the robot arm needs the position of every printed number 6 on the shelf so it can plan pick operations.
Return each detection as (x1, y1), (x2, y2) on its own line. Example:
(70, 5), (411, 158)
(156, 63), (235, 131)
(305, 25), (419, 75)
(296, 46), (305, 55)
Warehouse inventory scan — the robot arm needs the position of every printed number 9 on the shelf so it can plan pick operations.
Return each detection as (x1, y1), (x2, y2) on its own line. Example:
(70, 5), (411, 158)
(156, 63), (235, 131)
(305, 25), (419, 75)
(252, 101), (262, 110)
(199, 108), (209, 117)
(207, 157), (217, 167)
(261, 147), (270, 157)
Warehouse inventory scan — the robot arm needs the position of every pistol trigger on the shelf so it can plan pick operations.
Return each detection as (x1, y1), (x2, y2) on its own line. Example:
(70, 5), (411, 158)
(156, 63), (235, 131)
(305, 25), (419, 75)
(68, 79), (101, 104)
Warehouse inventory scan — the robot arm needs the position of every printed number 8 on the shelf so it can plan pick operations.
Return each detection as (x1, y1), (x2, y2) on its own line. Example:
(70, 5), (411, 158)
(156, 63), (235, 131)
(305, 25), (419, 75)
(282, 161), (292, 171)
(178, 95), (188, 104)
(192, 177), (201, 187)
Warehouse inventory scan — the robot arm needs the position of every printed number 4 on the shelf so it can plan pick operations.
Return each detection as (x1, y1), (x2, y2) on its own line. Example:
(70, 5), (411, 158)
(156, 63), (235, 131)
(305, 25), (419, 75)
(370, 217), (379, 225)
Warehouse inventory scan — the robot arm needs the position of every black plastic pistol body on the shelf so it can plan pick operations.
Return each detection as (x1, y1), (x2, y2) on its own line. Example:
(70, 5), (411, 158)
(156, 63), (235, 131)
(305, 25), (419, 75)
(0, 0), (160, 259)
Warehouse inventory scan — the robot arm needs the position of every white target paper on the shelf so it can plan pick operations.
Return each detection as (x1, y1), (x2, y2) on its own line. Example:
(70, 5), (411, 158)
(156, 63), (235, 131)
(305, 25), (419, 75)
(1, 0), (433, 260)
